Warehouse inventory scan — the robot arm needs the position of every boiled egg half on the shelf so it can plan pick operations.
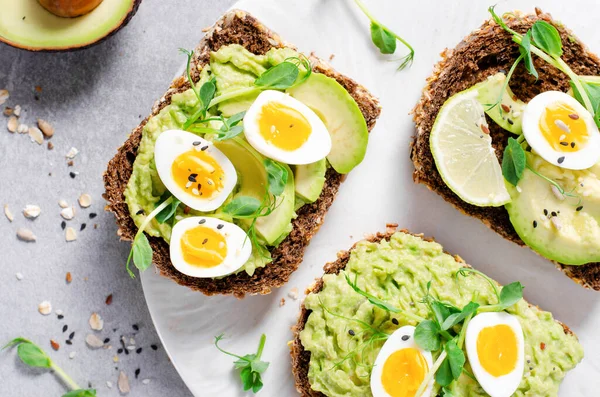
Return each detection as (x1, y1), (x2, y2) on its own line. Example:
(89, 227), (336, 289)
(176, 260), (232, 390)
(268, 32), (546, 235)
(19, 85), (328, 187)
(370, 325), (433, 397)
(243, 90), (332, 164)
(522, 91), (600, 170)
(154, 130), (237, 212)
(169, 216), (252, 278)
(465, 312), (525, 397)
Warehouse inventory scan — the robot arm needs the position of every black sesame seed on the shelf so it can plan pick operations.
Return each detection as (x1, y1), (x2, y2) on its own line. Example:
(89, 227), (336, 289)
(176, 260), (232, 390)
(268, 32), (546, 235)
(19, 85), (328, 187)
(551, 211), (557, 217)
(217, 224), (224, 230)
(401, 335), (410, 341)
(576, 206), (583, 212)
(557, 156), (565, 164)
(348, 329), (355, 336)
(544, 209), (548, 216)
(118, 348), (124, 354)
(89, 212), (97, 219)
(201, 145), (209, 151)
(62, 325), (68, 333)
(135, 368), (141, 378)
(136, 347), (142, 354)
(136, 209), (144, 215)
(58, 314), (64, 320)
(560, 142), (568, 146)
(533, 220), (538, 228)
(151, 344), (158, 351)
(104, 338), (110, 344)
(199, 219), (206, 224)
(65, 340), (72, 345)
(507, 118), (514, 125)
(61, 221), (66, 230)
(69, 332), (75, 340)
(392, 318), (399, 325)
(69, 172), (76, 179)
(193, 141), (201, 146)
(80, 223), (86, 231)
(133, 324), (139, 331)
(571, 142), (576, 148)
(188, 173), (198, 182)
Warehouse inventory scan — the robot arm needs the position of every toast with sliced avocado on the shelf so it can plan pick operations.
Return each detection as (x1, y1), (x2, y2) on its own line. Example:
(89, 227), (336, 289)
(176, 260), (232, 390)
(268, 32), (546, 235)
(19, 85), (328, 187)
(103, 9), (381, 297)
(411, 8), (600, 290)
(291, 226), (583, 397)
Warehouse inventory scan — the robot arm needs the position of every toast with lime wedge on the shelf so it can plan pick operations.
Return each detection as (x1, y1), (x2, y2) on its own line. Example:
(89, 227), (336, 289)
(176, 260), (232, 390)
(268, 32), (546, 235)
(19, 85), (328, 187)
(412, 8), (600, 289)
(103, 10), (381, 297)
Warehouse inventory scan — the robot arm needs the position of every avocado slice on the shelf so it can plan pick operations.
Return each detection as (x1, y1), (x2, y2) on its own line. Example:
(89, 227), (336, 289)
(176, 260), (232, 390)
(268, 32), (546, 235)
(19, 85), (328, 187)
(293, 159), (326, 203)
(287, 73), (369, 174)
(0, 0), (140, 51)
(475, 73), (526, 134)
(215, 137), (295, 245)
(505, 153), (600, 265)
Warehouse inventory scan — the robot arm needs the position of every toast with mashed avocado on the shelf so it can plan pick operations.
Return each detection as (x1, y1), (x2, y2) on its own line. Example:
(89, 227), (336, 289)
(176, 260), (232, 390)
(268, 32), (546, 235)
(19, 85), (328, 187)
(291, 225), (583, 397)
(411, 8), (600, 290)
(103, 10), (381, 297)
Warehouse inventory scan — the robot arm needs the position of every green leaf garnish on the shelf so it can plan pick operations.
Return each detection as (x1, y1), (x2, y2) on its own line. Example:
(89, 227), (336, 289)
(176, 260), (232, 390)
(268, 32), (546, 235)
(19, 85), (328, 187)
(498, 281), (525, 309)
(264, 159), (288, 197)
(519, 30), (538, 79)
(502, 137), (526, 186)
(414, 320), (441, 351)
(214, 334), (269, 393)
(441, 301), (479, 331)
(531, 20), (563, 58)
(254, 61), (300, 90)
(222, 196), (262, 218)
(155, 193), (181, 224)
(132, 233), (153, 272)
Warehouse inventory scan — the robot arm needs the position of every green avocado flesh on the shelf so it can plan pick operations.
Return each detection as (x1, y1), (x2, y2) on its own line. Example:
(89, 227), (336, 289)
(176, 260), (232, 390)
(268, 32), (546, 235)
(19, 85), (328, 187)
(0, 0), (135, 50)
(124, 44), (367, 276)
(476, 73), (526, 134)
(288, 73), (369, 174)
(293, 159), (327, 203)
(505, 153), (600, 265)
(300, 232), (583, 397)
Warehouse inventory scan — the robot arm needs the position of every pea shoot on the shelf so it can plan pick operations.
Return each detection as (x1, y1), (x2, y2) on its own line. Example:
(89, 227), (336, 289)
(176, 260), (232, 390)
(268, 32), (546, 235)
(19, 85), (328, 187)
(214, 334), (269, 393)
(353, 0), (414, 70)
(3, 338), (96, 397)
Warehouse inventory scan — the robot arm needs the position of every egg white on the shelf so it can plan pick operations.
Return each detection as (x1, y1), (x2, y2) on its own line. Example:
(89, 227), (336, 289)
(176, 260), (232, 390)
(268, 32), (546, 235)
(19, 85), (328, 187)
(465, 312), (525, 397)
(243, 90), (332, 164)
(154, 130), (237, 212)
(370, 325), (433, 397)
(169, 216), (252, 278)
(522, 91), (600, 170)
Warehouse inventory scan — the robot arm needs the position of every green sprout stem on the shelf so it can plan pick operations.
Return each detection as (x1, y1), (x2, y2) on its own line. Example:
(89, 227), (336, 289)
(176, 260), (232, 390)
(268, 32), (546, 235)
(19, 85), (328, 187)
(415, 350), (447, 397)
(457, 313), (474, 349)
(490, 54), (523, 115)
(353, 0), (414, 66)
(255, 334), (266, 360)
(51, 362), (81, 391)
(134, 197), (173, 242)
(525, 164), (582, 205)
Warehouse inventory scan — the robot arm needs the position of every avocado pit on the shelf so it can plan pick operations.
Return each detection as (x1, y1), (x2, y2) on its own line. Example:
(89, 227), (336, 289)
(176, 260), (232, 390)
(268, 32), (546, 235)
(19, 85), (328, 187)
(38, 0), (104, 18)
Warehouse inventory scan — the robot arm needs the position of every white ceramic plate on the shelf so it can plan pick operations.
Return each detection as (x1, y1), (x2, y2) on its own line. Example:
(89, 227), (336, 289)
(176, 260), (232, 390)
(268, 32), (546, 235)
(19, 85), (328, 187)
(141, 0), (600, 396)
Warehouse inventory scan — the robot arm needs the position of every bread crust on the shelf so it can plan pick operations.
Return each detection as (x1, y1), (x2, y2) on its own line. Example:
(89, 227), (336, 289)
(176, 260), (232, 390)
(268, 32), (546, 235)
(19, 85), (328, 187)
(290, 224), (575, 396)
(411, 9), (600, 290)
(102, 9), (381, 298)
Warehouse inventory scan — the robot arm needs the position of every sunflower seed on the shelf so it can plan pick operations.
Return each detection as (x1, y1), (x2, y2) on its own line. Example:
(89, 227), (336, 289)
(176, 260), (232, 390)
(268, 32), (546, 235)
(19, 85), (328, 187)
(0, 90), (8, 105)
(554, 120), (570, 134)
(60, 206), (75, 220)
(85, 334), (104, 349)
(58, 199), (69, 208)
(23, 204), (41, 219)
(65, 147), (79, 159)
(65, 227), (77, 242)
(28, 127), (43, 144)
(17, 123), (28, 134)
(13, 105), (21, 117)
(38, 301), (52, 315)
(551, 185), (565, 201)
(89, 312), (104, 331)
(78, 193), (92, 208)
(551, 216), (562, 231)
(4, 204), (14, 222)
(37, 119), (54, 137)
(17, 228), (36, 242)
(118, 371), (130, 394)
(7, 116), (17, 132)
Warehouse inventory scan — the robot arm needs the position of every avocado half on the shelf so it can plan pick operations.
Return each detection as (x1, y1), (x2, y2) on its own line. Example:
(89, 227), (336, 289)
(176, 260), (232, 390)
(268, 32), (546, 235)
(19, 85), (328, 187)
(0, 0), (141, 51)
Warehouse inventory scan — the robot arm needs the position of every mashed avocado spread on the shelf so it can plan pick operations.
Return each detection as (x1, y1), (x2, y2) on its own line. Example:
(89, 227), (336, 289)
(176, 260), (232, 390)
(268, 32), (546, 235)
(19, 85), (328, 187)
(124, 44), (305, 276)
(300, 232), (583, 396)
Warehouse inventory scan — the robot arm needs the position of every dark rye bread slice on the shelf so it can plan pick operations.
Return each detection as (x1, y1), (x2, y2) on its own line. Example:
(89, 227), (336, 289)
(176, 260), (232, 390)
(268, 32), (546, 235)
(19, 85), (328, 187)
(290, 224), (576, 397)
(102, 10), (381, 298)
(411, 9), (600, 290)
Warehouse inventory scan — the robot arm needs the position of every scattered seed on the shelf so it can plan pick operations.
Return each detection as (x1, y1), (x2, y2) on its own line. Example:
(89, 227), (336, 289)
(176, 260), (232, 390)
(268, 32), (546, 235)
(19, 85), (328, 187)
(69, 352), (76, 359)
(65, 147), (79, 159)
(58, 314), (64, 320)
(78, 193), (92, 208)
(85, 334), (104, 349)
(540, 342), (546, 350)
(61, 206), (75, 220)
(288, 287), (299, 300)
(136, 347), (142, 354)
(28, 127), (44, 144)
(401, 335), (410, 341)
(69, 331), (75, 340)
(7, 116), (17, 132)
(17, 123), (28, 134)
(23, 204), (41, 219)
(17, 228), (36, 242)
(550, 185), (565, 201)
(501, 104), (510, 113)
(106, 381), (113, 388)
(50, 340), (60, 351)
(151, 344), (158, 351)
(80, 223), (86, 231)
(279, 298), (286, 307)
(118, 348), (124, 354)
(142, 379), (151, 385)
(47, 142), (54, 150)
(61, 221), (66, 230)
(568, 113), (579, 120)
(571, 142), (576, 148)
(392, 318), (399, 325)
(132, 324), (139, 331)
(480, 124), (490, 134)
(554, 120), (570, 133)
(118, 371), (130, 394)
(65, 340), (73, 345)
(89, 212), (97, 219)
(4, 204), (14, 222)
(559, 141), (568, 146)
(38, 301), (52, 315)
(198, 219), (206, 224)
(551, 217), (562, 231)
(37, 119), (54, 137)
(557, 156), (565, 164)
(0, 89), (8, 105)
(104, 338), (110, 344)
(348, 330), (355, 336)
(13, 105), (21, 117)
(576, 206), (583, 212)
(201, 145), (208, 151)
(65, 227), (77, 242)
(15, 272), (23, 280)
(106, 294), (113, 305)
(63, 325), (68, 333)
(217, 224), (224, 230)
(192, 141), (201, 146)
(533, 220), (538, 228)
(3, 107), (12, 116)
(89, 313), (104, 331)
(544, 209), (548, 216)
(551, 211), (557, 217)
(507, 118), (514, 125)
(67, 160), (74, 167)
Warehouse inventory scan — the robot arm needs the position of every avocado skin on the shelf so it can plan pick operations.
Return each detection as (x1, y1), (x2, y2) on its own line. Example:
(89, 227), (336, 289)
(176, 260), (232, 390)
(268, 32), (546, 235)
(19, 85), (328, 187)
(0, 0), (141, 52)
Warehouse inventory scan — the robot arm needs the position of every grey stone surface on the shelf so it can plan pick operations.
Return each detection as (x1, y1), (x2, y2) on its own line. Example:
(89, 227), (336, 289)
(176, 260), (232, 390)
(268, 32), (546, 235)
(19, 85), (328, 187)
(0, 0), (235, 395)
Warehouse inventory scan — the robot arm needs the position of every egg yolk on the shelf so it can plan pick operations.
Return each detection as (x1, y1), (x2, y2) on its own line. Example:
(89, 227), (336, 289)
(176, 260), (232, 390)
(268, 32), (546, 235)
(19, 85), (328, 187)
(539, 102), (589, 152)
(180, 225), (227, 268)
(381, 348), (429, 397)
(257, 101), (312, 151)
(171, 148), (225, 199)
(476, 324), (518, 377)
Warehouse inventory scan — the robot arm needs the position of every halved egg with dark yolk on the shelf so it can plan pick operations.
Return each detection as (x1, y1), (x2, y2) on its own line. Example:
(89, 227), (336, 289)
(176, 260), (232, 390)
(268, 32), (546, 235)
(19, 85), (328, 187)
(154, 130), (237, 212)
(523, 91), (600, 170)
(466, 312), (525, 397)
(243, 90), (332, 164)
(169, 217), (251, 278)
(370, 325), (433, 397)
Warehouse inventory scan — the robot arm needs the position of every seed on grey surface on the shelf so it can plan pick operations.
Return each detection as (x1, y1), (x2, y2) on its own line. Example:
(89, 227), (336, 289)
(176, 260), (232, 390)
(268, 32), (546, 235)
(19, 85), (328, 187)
(135, 368), (140, 379)
(38, 301), (52, 315)
(23, 205), (41, 219)
(65, 147), (79, 159)
(118, 348), (124, 354)
(132, 324), (139, 331)
(28, 127), (44, 144)
(118, 371), (130, 394)
(7, 116), (18, 132)
(60, 206), (75, 220)
(89, 313), (104, 331)
(17, 123), (28, 134)
(69, 331), (75, 340)
(4, 204), (14, 222)
(104, 338), (110, 344)
(65, 340), (73, 345)
(65, 227), (77, 242)
(0, 89), (8, 105)
(58, 314), (64, 320)
(37, 119), (54, 137)
(151, 344), (158, 351)
(78, 193), (92, 208)
(62, 325), (68, 333)
(69, 172), (77, 179)
(80, 223), (86, 231)
(17, 228), (36, 242)
(85, 334), (104, 349)
(89, 212), (97, 219)
(61, 221), (66, 230)
(136, 347), (142, 354)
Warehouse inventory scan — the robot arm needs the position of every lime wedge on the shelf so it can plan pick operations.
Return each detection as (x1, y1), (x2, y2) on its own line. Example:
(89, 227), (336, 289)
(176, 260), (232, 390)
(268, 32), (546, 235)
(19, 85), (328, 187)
(430, 90), (510, 207)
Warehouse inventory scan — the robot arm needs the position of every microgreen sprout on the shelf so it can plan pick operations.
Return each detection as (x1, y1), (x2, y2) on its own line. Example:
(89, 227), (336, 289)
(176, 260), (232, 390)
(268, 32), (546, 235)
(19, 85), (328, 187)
(3, 338), (96, 397)
(214, 334), (269, 393)
(353, 0), (414, 70)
